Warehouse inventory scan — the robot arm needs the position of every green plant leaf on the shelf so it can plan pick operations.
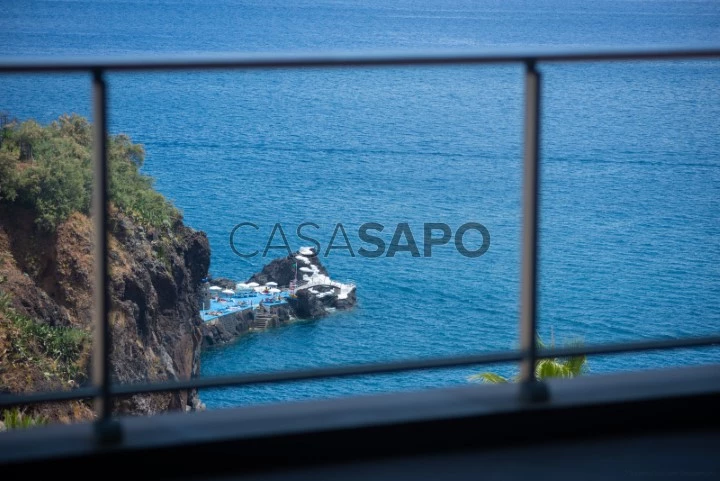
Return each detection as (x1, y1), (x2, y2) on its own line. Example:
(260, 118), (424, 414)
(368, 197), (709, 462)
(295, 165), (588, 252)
(468, 372), (509, 384)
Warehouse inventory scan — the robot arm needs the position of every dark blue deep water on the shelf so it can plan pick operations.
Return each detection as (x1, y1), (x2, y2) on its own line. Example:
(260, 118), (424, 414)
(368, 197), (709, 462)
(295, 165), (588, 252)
(2, 0), (719, 408)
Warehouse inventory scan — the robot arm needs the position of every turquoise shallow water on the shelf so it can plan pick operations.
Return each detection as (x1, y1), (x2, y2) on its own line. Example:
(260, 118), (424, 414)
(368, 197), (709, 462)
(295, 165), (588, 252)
(1, 0), (719, 407)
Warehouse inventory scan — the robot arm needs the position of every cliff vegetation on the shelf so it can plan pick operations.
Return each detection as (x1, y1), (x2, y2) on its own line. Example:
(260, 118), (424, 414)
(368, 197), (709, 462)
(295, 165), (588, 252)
(0, 114), (209, 428)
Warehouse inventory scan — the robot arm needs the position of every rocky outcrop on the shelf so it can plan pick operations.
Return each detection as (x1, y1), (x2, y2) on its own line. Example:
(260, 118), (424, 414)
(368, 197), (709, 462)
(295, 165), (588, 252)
(254, 249), (356, 319)
(200, 248), (356, 347)
(201, 304), (292, 347)
(290, 288), (328, 319)
(209, 277), (236, 290)
(0, 207), (210, 419)
(290, 284), (358, 318)
(335, 287), (357, 310)
(248, 252), (329, 288)
(107, 211), (210, 414)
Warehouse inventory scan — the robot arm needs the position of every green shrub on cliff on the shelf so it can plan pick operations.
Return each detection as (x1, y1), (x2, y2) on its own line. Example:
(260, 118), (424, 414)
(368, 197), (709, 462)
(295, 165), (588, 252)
(1, 408), (49, 430)
(1, 261), (90, 392)
(0, 113), (181, 231)
(108, 133), (179, 230)
(0, 150), (17, 202)
(0, 285), (90, 385)
(8, 315), (89, 381)
(16, 149), (92, 231)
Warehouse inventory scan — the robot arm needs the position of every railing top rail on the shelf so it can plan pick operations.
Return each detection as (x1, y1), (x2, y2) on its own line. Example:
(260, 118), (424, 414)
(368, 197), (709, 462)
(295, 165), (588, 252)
(0, 47), (719, 73)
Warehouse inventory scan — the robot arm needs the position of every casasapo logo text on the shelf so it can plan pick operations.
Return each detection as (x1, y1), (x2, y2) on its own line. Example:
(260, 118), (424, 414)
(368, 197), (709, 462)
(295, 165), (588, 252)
(229, 222), (490, 258)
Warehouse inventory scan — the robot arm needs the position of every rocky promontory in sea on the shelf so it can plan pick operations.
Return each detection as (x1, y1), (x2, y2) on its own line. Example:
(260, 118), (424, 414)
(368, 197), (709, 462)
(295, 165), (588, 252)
(200, 248), (356, 347)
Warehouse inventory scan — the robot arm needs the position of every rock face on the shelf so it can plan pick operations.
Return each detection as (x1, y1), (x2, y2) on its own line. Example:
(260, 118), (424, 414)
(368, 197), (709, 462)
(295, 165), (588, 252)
(209, 277), (236, 290)
(0, 207), (210, 419)
(201, 304), (292, 347)
(290, 284), (358, 318)
(248, 253), (328, 288)
(291, 289), (328, 319)
(108, 211), (210, 415)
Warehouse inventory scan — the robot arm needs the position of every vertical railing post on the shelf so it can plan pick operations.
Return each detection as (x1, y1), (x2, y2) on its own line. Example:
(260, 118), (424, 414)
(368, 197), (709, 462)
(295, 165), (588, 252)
(92, 69), (122, 442)
(519, 61), (548, 402)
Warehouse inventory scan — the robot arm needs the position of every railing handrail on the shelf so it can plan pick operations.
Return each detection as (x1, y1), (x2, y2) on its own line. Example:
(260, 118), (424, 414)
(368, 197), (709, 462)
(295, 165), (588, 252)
(1, 46), (719, 73)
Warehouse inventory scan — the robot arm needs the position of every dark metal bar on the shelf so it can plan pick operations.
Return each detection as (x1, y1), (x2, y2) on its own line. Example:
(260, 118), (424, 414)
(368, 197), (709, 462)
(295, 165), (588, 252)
(0, 47), (718, 73)
(537, 335), (720, 360)
(519, 61), (541, 388)
(1, 335), (718, 408)
(110, 335), (720, 397)
(113, 350), (523, 396)
(107, 335), (720, 396)
(91, 70), (112, 422)
(0, 387), (99, 409)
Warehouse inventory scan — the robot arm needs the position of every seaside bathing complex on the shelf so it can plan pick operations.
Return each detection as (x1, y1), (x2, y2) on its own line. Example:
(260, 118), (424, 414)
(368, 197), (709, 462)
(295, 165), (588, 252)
(200, 247), (355, 323)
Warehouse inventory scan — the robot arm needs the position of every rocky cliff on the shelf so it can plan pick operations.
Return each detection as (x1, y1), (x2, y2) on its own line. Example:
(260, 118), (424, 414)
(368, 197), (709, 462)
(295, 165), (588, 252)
(0, 207), (209, 422)
(0, 114), (211, 423)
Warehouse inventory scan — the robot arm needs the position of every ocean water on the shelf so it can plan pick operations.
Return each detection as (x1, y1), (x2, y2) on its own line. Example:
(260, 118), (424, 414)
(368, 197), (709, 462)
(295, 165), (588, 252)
(1, 0), (719, 408)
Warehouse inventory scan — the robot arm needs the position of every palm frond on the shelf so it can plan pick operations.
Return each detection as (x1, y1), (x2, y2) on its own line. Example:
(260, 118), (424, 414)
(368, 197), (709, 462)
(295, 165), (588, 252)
(560, 354), (587, 376)
(468, 372), (509, 384)
(558, 339), (587, 376)
(468, 337), (588, 384)
(535, 359), (574, 379)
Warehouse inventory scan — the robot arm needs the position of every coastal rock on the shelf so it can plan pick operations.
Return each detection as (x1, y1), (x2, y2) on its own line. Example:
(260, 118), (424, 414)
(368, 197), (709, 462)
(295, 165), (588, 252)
(251, 248), (356, 319)
(200, 304), (293, 348)
(248, 250), (328, 288)
(109, 214), (210, 415)
(290, 289), (328, 319)
(0, 207), (210, 420)
(201, 309), (254, 346)
(199, 248), (355, 346)
(335, 285), (357, 310)
(208, 277), (236, 290)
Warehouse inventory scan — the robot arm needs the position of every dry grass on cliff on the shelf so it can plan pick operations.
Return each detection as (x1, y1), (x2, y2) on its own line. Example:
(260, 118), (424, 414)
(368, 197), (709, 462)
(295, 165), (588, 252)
(0, 297), (94, 425)
(0, 214), (91, 400)
(0, 300), (91, 392)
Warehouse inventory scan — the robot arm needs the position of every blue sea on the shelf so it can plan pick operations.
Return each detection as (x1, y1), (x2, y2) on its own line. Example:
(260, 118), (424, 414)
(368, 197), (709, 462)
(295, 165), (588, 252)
(2, 0), (719, 408)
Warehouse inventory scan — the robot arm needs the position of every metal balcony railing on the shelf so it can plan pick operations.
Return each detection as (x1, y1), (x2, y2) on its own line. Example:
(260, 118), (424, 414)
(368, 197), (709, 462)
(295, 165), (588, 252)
(1, 47), (719, 433)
